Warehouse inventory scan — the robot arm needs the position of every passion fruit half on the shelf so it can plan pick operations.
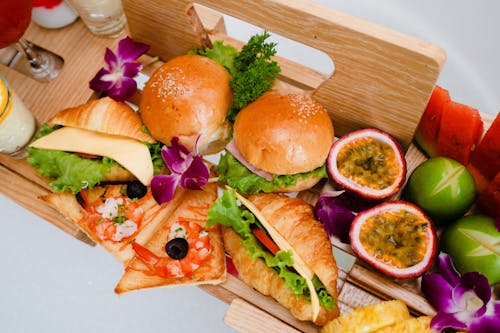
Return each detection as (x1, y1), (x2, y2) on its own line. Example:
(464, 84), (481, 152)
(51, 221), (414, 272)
(350, 201), (437, 279)
(327, 129), (406, 200)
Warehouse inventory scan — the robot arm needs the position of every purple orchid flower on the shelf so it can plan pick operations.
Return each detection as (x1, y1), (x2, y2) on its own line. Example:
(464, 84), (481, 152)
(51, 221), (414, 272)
(314, 185), (374, 244)
(89, 36), (149, 102)
(150, 137), (209, 204)
(421, 252), (500, 333)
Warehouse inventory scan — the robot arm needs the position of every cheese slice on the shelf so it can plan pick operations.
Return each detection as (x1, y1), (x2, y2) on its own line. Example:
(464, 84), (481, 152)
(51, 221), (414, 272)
(233, 190), (321, 321)
(30, 127), (154, 185)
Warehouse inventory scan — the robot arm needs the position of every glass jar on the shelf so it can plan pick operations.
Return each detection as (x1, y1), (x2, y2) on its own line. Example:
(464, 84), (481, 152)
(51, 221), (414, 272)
(0, 75), (37, 157)
(67, 0), (126, 38)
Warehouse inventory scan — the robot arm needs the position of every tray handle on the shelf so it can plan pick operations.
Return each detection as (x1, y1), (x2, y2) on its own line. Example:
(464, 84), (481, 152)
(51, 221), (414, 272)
(123, 0), (446, 149)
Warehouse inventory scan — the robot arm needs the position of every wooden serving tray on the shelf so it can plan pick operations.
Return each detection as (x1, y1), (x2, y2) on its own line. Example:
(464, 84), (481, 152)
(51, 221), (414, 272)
(0, 1), (495, 332)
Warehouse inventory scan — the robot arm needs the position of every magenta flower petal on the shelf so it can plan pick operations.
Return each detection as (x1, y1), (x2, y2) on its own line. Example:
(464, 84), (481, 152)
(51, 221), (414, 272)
(313, 190), (374, 244)
(105, 76), (137, 102)
(469, 316), (500, 333)
(430, 311), (468, 331)
(437, 252), (461, 286)
(104, 48), (118, 70)
(460, 272), (492, 309)
(122, 61), (143, 78)
(161, 137), (193, 174)
(314, 195), (355, 243)
(179, 155), (209, 190)
(89, 68), (114, 92)
(117, 36), (150, 62)
(422, 272), (456, 312)
(151, 174), (180, 204)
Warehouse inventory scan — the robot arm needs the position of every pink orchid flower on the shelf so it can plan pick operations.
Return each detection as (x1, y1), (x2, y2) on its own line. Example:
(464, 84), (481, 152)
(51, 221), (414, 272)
(151, 137), (209, 204)
(89, 36), (149, 102)
(421, 252), (500, 333)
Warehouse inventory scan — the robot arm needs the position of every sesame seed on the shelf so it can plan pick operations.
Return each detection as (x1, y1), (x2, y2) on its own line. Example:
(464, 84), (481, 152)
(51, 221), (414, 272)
(151, 66), (187, 103)
(288, 93), (321, 119)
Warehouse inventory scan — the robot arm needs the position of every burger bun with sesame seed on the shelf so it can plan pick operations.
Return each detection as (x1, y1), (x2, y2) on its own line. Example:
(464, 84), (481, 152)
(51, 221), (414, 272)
(221, 89), (334, 193)
(140, 54), (233, 154)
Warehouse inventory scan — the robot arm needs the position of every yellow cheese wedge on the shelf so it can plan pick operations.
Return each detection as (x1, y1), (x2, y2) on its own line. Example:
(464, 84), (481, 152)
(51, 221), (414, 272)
(30, 127), (154, 185)
(233, 190), (321, 321)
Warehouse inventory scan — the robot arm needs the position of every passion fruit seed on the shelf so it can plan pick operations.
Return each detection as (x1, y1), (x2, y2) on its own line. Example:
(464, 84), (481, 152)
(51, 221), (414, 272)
(328, 129), (406, 200)
(337, 137), (399, 191)
(359, 210), (429, 268)
(350, 201), (437, 279)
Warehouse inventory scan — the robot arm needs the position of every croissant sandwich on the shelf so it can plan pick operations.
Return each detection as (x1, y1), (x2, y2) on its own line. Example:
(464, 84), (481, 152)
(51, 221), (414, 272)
(28, 97), (160, 193)
(207, 189), (340, 326)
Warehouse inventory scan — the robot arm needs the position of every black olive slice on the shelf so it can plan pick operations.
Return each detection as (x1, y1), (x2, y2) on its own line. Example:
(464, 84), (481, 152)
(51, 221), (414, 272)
(165, 238), (189, 260)
(76, 192), (86, 209)
(127, 180), (147, 199)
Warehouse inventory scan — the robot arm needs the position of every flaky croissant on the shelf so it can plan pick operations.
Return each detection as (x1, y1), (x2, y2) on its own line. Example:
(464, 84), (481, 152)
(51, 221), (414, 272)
(48, 97), (156, 143)
(221, 193), (340, 326)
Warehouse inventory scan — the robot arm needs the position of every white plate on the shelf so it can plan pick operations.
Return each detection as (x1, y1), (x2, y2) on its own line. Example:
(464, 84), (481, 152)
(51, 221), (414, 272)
(1, 1), (498, 333)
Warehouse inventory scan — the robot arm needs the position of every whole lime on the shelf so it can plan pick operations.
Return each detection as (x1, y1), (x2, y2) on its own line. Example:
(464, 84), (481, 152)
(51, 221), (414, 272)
(406, 157), (476, 223)
(441, 214), (500, 285)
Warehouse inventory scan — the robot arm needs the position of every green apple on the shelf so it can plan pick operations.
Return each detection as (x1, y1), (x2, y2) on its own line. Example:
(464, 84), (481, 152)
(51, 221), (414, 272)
(406, 157), (476, 224)
(440, 214), (500, 285)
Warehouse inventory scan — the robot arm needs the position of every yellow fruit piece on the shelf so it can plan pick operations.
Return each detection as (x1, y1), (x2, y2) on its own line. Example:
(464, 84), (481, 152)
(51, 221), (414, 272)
(320, 300), (410, 333)
(374, 316), (436, 333)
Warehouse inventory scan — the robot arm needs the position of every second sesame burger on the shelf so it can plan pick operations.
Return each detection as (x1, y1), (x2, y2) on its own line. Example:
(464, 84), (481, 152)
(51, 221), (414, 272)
(140, 54), (232, 155)
(216, 90), (334, 194)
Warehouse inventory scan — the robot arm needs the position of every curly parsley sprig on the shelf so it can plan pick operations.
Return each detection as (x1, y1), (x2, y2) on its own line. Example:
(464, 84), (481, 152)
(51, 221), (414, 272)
(192, 31), (281, 122)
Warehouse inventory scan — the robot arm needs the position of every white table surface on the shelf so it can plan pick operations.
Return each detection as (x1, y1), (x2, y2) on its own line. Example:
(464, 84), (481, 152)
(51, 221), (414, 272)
(1, 1), (498, 332)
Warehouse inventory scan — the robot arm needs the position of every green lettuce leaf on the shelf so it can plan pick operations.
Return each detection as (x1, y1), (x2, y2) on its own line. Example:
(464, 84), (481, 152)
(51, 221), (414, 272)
(207, 189), (334, 308)
(27, 124), (163, 194)
(214, 152), (328, 195)
(27, 147), (114, 194)
(189, 40), (238, 76)
(144, 141), (165, 175)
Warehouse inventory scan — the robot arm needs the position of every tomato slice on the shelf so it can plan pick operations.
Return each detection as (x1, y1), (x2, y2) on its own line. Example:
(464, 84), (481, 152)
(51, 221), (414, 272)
(251, 227), (280, 255)
(77, 152), (100, 159)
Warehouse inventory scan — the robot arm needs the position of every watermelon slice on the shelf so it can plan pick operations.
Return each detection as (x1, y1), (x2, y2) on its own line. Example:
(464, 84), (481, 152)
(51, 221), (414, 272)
(414, 86), (450, 157)
(468, 112), (500, 181)
(476, 171), (500, 218)
(435, 101), (483, 165)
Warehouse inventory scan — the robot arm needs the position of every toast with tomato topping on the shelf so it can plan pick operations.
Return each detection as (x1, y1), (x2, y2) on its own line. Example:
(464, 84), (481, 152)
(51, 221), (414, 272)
(41, 184), (186, 265)
(114, 182), (226, 293)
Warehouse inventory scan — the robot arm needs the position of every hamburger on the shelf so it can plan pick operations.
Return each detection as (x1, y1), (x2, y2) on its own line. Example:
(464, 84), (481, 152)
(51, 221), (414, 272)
(28, 97), (158, 193)
(216, 89), (334, 194)
(140, 54), (233, 155)
(207, 189), (340, 325)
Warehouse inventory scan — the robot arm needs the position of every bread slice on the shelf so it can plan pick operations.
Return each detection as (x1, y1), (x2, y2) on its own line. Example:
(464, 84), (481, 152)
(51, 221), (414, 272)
(48, 97), (156, 144)
(114, 183), (226, 294)
(41, 184), (186, 265)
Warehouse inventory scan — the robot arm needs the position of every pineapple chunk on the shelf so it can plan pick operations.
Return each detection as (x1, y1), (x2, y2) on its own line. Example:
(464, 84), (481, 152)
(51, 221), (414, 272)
(374, 316), (436, 333)
(321, 300), (410, 333)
